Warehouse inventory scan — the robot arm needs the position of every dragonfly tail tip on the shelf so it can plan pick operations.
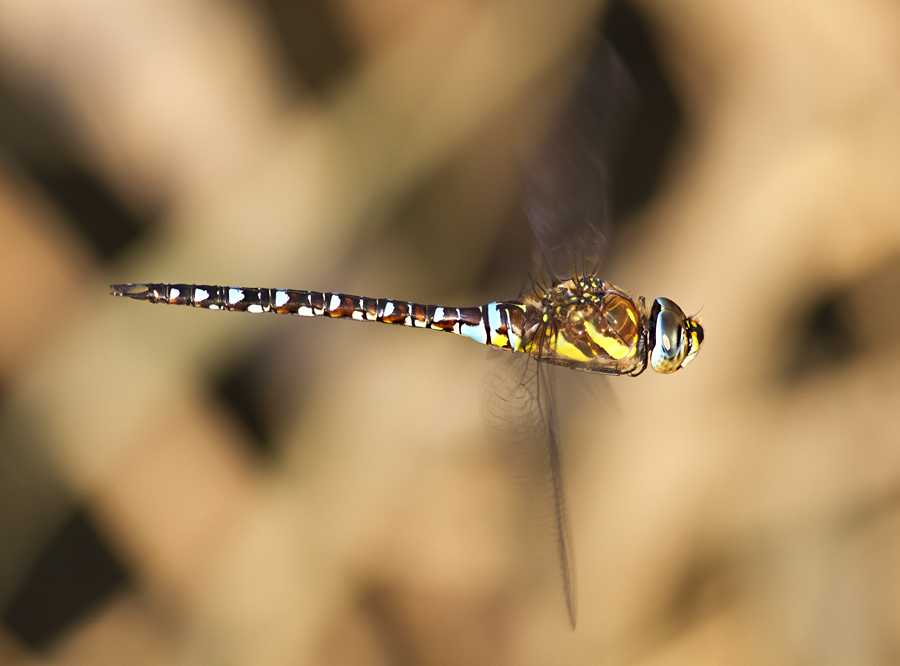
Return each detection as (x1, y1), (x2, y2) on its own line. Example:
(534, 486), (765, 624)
(110, 283), (152, 299)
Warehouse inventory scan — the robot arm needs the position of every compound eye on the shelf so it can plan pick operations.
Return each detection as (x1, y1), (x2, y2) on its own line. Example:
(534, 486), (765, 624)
(650, 309), (688, 373)
(652, 316), (687, 373)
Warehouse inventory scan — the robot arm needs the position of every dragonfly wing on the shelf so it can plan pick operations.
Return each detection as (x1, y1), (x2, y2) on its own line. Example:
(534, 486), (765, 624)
(482, 354), (576, 627)
(535, 362), (577, 628)
(522, 39), (638, 281)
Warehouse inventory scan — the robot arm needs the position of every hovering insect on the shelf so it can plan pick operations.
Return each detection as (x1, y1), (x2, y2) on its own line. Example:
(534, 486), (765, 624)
(110, 279), (702, 377)
(111, 39), (703, 627)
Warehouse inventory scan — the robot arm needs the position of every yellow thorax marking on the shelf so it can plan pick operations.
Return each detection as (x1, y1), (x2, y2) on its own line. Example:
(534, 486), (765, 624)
(585, 319), (633, 360)
(550, 326), (592, 362)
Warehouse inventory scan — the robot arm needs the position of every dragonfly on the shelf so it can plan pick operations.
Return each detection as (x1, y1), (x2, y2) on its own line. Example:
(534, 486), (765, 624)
(110, 40), (703, 627)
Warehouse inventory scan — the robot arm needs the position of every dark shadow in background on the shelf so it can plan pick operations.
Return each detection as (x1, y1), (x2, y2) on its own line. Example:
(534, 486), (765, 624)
(1, 510), (129, 650)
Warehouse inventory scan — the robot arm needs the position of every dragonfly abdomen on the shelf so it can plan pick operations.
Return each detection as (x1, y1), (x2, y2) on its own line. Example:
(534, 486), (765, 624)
(110, 283), (532, 352)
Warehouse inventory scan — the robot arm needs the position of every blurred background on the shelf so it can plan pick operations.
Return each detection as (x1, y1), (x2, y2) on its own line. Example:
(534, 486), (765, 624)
(1, 0), (899, 664)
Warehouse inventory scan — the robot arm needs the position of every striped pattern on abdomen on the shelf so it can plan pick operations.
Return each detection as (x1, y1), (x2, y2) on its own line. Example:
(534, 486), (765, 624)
(111, 283), (530, 352)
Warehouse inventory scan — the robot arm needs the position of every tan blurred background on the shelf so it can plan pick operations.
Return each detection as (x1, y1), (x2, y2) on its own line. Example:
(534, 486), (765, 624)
(0, 0), (899, 664)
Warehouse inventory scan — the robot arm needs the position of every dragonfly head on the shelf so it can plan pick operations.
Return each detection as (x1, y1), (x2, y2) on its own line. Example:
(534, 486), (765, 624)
(648, 298), (704, 373)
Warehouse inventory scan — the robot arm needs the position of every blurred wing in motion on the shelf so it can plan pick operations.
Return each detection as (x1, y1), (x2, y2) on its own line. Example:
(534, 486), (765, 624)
(480, 39), (638, 626)
(522, 39), (638, 281)
(482, 355), (575, 626)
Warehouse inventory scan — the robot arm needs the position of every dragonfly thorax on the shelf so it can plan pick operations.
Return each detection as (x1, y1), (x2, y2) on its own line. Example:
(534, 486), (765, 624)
(528, 277), (647, 375)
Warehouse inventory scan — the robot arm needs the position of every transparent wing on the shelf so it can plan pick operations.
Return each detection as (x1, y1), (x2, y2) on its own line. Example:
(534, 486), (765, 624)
(521, 39), (638, 280)
(482, 353), (576, 627)
(477, 39), (636, 628)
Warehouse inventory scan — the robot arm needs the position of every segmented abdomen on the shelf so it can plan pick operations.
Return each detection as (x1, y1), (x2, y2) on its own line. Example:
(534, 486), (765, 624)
(110, 283), (532, 352)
